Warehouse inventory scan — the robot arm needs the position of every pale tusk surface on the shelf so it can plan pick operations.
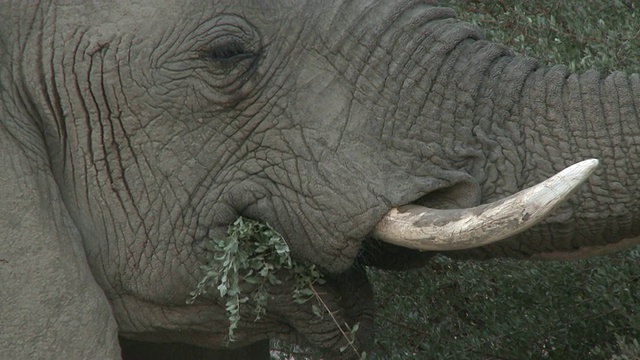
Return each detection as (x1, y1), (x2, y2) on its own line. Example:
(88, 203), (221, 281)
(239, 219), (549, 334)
(372, 159), (600, 251)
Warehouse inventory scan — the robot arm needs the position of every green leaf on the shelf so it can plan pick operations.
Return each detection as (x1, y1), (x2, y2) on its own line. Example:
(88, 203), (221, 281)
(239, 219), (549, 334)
(312, 304), (323, 318)
(217, 283), (227, 297)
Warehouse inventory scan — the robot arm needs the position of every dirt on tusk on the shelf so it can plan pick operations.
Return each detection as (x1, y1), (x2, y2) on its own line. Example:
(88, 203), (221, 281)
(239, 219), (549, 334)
(372, 159), (600, 251)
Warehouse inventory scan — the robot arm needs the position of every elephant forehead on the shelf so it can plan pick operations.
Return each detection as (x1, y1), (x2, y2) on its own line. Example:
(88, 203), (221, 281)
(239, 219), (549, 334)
(50, 0), (303, 30)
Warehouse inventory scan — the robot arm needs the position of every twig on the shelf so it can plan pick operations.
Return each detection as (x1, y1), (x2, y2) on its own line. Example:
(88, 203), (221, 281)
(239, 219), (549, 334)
(309, 284), (363, 359)
(383, 318), (431, 336)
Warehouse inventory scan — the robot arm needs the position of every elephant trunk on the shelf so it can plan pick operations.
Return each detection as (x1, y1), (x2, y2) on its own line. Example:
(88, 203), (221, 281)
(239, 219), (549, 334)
(454, 44), (640, 259)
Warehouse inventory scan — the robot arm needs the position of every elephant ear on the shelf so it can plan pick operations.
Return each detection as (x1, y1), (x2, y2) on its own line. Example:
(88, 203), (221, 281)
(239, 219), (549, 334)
(0, 120), (120, 359)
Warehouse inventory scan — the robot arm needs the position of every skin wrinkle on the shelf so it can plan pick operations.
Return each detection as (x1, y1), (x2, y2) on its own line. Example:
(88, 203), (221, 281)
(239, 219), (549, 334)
(475, 53), (519, 192)
(611, 75), (635, 198)
(132, 141), (163, 221)
(316, 163), (373, 241)
(381, 14), (458, 126)
(612, 73), (634, 189)
(17, 0), (45, 80)
(151, 174), (199, 279)
(69, 31), (104, 224)
(122, 38), (150, 104)
(292, 172), (348, 250)
(545, 70), (575, 166)
(150, 21), (191, 70)
(418, 39), (466, 150)
(603, 75), (623, 196)
(492, 60), (552, 197)
(288, 198), (325, 259)
(413, 34), (454, 135)
(632, 75), (640, 126)
(75, 14), (190, 300)
(293, 196), (339, 258)
(396, 47), (434, 137)
(511, 58), (537, 189)
(88, 44), (151, 281)
(40, 14), (68, 165)
(56, 28), (119, 260)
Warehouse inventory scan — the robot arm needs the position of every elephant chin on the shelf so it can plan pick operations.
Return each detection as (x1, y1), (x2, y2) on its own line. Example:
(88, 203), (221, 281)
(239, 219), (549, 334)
(282, 268), (376, 358)
(372, 159), (599, 252)
(117, 268), (374, 359)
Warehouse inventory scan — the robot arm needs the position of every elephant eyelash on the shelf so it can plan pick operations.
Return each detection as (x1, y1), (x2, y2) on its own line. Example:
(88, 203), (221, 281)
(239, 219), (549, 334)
(199, 40), (257, 64)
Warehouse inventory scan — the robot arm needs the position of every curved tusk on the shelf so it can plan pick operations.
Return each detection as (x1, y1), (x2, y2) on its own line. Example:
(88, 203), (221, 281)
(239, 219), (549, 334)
(372, 159), (600, 251)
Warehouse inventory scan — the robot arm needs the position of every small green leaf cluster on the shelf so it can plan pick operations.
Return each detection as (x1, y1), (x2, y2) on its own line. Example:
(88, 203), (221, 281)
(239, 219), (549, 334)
(188, 217), (324, 341)
(592, 335), (640, 360)
(340, 322), (362, 354)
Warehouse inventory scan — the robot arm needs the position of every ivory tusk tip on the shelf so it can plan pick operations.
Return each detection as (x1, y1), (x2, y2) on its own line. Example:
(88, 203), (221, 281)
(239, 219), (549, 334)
(572, 158), (599, 174)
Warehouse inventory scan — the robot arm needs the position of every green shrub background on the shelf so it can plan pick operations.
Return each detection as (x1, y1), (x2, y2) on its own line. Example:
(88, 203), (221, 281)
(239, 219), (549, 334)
(370, 1), (640, 359)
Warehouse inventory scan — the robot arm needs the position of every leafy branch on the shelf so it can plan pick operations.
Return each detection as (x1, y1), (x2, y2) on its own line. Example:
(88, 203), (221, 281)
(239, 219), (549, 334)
(187, 217), (364, 359)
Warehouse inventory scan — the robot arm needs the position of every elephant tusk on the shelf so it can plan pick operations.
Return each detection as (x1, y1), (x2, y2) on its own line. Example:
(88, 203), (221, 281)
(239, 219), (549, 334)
(372, 159), (600, 251)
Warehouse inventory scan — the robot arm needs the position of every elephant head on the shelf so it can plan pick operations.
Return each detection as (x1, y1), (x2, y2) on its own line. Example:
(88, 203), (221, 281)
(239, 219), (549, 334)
(1, 1), (639, 359)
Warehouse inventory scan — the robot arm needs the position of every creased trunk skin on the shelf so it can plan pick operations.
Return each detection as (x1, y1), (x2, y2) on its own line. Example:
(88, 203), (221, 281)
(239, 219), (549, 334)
(479, 66), (640, 259)
(425, 21), (640, 259)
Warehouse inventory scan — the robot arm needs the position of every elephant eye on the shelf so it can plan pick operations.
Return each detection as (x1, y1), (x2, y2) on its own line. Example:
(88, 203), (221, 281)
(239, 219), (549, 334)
(200, 40), (257, 64)
(185, 16), (262, 105)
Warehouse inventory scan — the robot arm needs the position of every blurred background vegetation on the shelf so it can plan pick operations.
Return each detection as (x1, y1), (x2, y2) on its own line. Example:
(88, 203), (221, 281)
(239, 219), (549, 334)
(370, 1), (640, 359)
(275, 1), (640, 359)
(446, 0), (639, 73)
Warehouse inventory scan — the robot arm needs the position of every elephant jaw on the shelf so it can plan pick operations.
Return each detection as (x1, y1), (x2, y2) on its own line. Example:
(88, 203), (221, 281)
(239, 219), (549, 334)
(372, 159), (599, 251)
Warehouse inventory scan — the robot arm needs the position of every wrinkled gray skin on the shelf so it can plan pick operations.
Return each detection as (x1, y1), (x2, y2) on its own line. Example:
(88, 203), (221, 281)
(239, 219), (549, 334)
(1, 1), (639, 359)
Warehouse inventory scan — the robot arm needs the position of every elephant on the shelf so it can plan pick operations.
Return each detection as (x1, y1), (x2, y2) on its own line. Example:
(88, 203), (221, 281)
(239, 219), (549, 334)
(1, 0), (639, 359)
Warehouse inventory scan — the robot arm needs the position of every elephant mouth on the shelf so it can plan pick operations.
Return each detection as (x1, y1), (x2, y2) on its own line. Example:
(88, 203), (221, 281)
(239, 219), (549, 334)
(369, 159), (598, 252)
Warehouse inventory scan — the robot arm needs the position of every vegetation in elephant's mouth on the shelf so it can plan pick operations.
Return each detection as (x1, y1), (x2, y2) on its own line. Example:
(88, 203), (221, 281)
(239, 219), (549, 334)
(188, 217), (364, 357)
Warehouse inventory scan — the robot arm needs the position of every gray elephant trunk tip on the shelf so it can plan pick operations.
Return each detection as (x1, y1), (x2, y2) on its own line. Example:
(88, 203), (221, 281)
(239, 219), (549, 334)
(372, 159), (600, 251)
